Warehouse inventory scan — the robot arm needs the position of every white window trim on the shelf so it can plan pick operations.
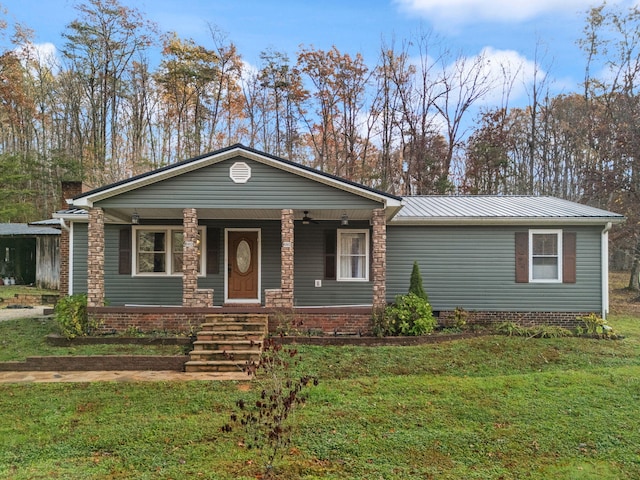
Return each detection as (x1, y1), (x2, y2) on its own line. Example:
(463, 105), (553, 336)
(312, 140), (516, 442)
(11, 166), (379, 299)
(337, 228), (370, 282)
(132, 226), (206, 277)
(529, 229), (563, 283)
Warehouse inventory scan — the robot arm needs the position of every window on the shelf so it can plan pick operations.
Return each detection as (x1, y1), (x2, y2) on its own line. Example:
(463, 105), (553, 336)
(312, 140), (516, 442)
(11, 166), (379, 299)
(133, 227), (204, 276)
(337, 229), (369, 281)
(529, 230), (562, 282)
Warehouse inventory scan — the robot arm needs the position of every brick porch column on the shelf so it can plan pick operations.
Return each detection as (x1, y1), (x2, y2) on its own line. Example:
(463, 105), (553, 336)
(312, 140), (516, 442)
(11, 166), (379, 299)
(59, 228), (70, 297)
(182, 208), (200, 307)
(372, 208), (387, 310)
(87, 207), (105, 307)
(280, 208), (294, 307)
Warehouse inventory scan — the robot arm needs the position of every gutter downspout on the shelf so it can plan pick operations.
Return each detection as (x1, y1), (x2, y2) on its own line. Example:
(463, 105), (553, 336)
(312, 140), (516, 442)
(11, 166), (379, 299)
(602, 222), (612, 319)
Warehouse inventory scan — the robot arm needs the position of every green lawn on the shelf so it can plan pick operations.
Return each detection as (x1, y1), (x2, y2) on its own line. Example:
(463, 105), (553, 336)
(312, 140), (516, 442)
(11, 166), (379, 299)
(1, 314), (639, 479)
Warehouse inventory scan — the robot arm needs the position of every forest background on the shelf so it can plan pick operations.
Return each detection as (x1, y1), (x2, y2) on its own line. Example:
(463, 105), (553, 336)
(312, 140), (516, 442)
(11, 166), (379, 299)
(0, 0), (638, 288)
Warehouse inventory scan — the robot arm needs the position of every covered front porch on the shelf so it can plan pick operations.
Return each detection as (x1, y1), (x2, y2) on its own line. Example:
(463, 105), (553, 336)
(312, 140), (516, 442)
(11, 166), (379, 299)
(83, 206), (387, 335)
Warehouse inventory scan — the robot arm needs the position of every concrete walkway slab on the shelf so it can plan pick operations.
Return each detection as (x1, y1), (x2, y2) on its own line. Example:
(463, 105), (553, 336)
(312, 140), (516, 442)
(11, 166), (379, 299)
(0, 370), (252, 384)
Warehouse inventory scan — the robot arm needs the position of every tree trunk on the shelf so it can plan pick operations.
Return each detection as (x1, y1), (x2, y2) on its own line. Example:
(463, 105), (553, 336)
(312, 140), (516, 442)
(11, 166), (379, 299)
(629, 237), (640, 291)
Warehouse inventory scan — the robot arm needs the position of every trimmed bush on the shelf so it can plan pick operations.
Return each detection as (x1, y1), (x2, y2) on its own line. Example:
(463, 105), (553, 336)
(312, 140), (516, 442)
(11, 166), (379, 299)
(408, 261), (428, 300)
(383, 293), (436, 336)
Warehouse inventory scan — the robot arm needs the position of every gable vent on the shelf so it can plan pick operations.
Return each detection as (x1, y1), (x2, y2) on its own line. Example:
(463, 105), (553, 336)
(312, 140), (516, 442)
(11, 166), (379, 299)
(229, 162), (252, 183)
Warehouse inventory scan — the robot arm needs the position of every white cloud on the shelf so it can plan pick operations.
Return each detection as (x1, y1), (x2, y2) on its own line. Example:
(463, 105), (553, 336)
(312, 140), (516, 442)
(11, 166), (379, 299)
(15, 42), (59, 73)
(395, 0), (625, 24)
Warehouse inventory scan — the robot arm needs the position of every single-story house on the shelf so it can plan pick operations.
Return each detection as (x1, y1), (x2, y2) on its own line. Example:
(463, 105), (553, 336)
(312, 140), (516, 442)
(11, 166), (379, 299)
(54, 144), (625, 334)
(0, 223), (60, 289)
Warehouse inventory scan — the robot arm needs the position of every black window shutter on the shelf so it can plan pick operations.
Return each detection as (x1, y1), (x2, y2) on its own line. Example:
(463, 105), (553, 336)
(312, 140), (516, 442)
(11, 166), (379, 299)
(206, 227), (220, 275)
(515, 232), (529, 283)
(563, 232), (577, 284)
(119, 227), (132, 275)
(324, 230), (336, 280)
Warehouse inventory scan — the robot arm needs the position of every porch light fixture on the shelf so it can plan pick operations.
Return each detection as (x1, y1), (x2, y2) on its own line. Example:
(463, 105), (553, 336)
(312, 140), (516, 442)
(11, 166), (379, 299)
(131, 210), (140, 225)
(341, 213), (349, 226)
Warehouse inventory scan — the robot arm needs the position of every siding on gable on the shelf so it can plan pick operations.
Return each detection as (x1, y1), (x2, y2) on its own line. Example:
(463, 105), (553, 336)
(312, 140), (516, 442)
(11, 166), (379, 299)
(95, 157), (383, 211)
(386, 225), (603, 312)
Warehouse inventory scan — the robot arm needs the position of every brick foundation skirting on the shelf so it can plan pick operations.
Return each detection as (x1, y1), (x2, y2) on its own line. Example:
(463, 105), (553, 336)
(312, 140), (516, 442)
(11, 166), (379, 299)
(89, 306), (374, 336)
(438, 310), (594, 329)
(88, 306), (594, 337)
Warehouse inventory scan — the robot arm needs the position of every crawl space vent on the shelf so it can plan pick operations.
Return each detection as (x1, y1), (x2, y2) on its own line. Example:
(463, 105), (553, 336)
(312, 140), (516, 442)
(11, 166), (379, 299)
(229, 162), (251, 183)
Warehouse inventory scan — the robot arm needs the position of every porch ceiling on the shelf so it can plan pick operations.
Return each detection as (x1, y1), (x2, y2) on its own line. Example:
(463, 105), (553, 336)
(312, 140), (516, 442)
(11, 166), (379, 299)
(103, 207), (377, 224)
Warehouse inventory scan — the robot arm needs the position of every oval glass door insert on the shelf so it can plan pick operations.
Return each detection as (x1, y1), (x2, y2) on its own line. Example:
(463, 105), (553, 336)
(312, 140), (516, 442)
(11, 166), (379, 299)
(236, 240), (251, 273)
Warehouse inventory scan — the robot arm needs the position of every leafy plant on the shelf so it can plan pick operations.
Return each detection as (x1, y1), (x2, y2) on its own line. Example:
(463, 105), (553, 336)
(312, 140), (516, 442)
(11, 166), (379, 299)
(222, 338), (318, 477)
(495, 322), (573, 338)
(384, 293), (436, 336)
(452, 306), (468, 330)
(408, 260), (428, 300)
(54, 294), (90, 339)
(494, 321), (526, 337)
(272, 308), (304, 336)
(577, 313), (616, 338)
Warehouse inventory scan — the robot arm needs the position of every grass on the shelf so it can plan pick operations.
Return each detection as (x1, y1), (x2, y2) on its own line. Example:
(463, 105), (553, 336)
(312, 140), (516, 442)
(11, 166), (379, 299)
(0, 318), (187, 360)
(0, 273), (639, 479)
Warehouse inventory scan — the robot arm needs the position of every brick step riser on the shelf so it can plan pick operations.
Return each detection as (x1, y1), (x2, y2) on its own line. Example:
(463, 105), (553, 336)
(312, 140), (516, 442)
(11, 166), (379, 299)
(199, 324), (267, 332)
(189, 353), (261, 362)
(192, 342), (261, 351)
(196, 333), (264, 341)
(204, 315), (268, 321)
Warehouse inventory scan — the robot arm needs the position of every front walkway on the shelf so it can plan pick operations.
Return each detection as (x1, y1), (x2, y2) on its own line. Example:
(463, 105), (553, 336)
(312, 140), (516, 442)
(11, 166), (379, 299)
(0, 370), (250, 383)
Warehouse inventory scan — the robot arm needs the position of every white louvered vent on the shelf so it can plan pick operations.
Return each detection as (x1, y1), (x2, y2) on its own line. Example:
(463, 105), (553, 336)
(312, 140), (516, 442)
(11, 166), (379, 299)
(229, 162), (251, 183)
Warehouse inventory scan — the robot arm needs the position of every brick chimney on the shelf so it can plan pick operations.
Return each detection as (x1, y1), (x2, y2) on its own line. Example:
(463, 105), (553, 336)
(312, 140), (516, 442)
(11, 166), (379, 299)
(61, 181), (83, 209)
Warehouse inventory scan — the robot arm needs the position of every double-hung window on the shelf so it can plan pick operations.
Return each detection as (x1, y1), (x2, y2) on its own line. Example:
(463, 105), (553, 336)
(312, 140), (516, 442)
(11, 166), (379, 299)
(134, 227), (204, 276)
(337, 229), (369, 281)
(529, 229), (562, 282)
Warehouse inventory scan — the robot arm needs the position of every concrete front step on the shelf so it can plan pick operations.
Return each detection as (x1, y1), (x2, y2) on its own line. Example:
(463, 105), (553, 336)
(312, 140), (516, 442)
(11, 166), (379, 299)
(188, 350), (261, 362)
(192, 340), (262, 351)
(199, 322), (266, 332)
(187, 313), (267, 373)
(184, 360), (256, 373)
(196, 331), (264, 342)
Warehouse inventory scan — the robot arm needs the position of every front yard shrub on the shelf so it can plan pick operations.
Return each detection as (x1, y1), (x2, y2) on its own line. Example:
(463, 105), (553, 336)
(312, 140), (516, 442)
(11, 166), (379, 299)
(383, 293), (436, 336)
(54, 294), (89, 339)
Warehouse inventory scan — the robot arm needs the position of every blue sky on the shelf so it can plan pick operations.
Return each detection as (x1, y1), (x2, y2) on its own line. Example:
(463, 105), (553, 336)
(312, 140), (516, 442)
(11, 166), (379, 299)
(0, 0), (631, 109)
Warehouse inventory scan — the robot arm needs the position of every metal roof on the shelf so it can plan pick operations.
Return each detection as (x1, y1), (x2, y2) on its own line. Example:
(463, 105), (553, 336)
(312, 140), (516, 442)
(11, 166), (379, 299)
(392, 196), (626, 225)
(0, 223), (60, 236)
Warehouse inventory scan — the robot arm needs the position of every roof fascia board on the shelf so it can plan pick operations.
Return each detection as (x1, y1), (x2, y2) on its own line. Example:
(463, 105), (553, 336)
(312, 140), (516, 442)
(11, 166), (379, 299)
(73, 146), (402, 209)
(53, 212), (89, 223)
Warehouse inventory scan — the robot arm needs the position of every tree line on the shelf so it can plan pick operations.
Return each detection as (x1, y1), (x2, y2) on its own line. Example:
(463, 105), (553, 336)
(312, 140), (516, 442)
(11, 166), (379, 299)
(0, 0), (638, 287)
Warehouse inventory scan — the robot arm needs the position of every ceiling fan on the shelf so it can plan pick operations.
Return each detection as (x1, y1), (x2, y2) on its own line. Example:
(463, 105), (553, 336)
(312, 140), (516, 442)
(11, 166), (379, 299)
(301, 211), (319, 224)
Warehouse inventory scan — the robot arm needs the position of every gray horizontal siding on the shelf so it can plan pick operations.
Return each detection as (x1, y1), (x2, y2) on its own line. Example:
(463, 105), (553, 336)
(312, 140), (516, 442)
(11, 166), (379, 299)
(387, 225), (603, 312)
(71, 223), (88, 295)
(294, 222), (373, 306)
(96, 157), (382, 211)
